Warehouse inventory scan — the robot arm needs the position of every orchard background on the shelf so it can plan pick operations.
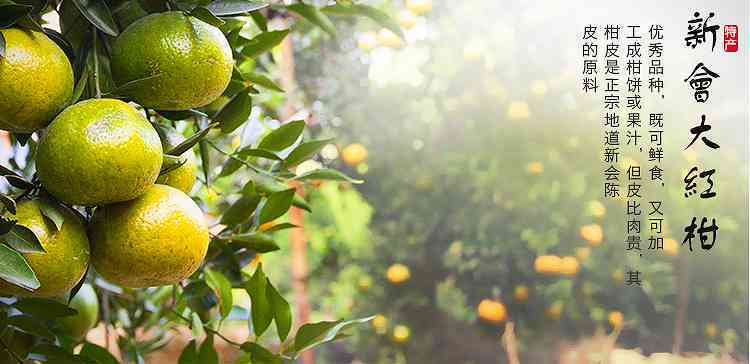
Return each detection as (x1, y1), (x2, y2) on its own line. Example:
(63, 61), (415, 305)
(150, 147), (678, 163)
(0, 0), (748, 364)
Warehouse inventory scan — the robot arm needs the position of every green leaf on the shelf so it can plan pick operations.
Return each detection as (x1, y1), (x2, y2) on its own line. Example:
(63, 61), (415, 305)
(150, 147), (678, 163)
(160, 154), (187, 175)
(266, 280), (291, 342)
(242, 72), (283, 92)
(254, 175), (311, 212)
(199, 139), (211, 185)
(190, 312), (205, 339)
(0, 193), (16, 214)
(197, 335), (219, 364)
(206, 0), (268, 16)
(250, 11), (267, 32)
(257, 120), (305, 151)
(167, 123), (217, 156)
(3, 224), (44, 253)
(322, 4), (404, 39)
(71, 0), (119, 36)
(292, 317), (374, 356)
(28, 343), (93, 364)
(235, 148), (281, 161)
(220, 193), (261, 225)
(0, 243), (38, 290)
(43, 28), (76, 62)
(190, 6), (225, 27)
(215, 91), (252, 134)
(39, 199), (65, 231)
(218, 158), (243, 178)
(0, 0), (32, 28)
(293, 168), (363, 184)
(245, 264), (272, 337)
(79, 343), (120, 364)
(239, 342), (282, 364)
(6, 315), (55, 340)
(157, 109), (208, 121)
(205, 268), (233, 319)
(177, 340), (199, 364)
(13, 298), (77, 320)
(221, 232), (279, 253)
(287, 3), (336, 37)
(262, 222), (297, 232)
(4, 174), (34, 190)
(258, 189), (295, 225)
(69, 69), (89, 106)
(281, 138), (333, 169)
(241, 29), (289, 58)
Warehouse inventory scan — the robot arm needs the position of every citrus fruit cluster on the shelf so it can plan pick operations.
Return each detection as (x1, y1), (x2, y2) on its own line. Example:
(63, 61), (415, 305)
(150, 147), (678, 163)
(0, 10), (233, 297)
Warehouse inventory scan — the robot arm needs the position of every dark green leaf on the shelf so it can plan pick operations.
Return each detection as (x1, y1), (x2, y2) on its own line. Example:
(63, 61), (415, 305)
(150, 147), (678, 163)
(4, 174), (33, 190)
(205, 268), (233, 319)
(160, 154), (187, 175)
(221, 232), (279, 253)
(199, 139), (211, 185)
(235, 148), (281, 161)
(215, 91), (252, 134)
(258, 188), (295, 225)
(167, 123), (217, 156)
(322, 3), (404, 39)
(293, 168), (363, 184)
(254, 175), (310, 212)
(220, 193), (260, 225)
(190, 7), (225, 27)
(69, 69), (89, 106)
(3, 224), (44, 253)
(197, 336), (219, 364)
(245, 263), (271, 337)
(71, 0), (119, 36)
(0, 216), (14, 235)
(13, 298), (77, 319)
(206, 0), (267, 16)
(177, 340), (198, 364)
(217, 157), (243, 178)
(43, 28), (75, 62)
(157, 109), (208, 121)
(281, 138), (333, 169)
(0, 193), (16, 214)
(287, 3), (336, 37)
(242, 72), (283, 92)
(250, 11), (267, 32)
(28, 343), (93, 364)
(257, 120), (304, 151)
(0, 0), (32, 28)
(241, 29), (289, 58)
(262, 222), (297, 232)
(240, 342), (282, 364)
(0, 243), (37, 290)
(292, 316), (374, 355)
(38, 199), (65, 231)
(6, 315), (55, 340)
(266, 280), (291, 342)
(79, 343), (120, 364)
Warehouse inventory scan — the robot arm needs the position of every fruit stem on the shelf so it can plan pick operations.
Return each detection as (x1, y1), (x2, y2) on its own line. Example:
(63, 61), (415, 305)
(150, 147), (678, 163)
(92, 27), (102, 99)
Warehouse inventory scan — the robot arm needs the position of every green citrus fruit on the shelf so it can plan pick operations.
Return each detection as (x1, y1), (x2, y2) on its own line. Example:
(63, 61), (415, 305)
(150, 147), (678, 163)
(0, 28), (73, 133)
(36, 99), (163, 206)
(156, 155), (196, 193)
(0, 200), (89, 297)
(110, 11), (233, 110)
(59, 283), (99, 340)
(90, 184), (209, 288)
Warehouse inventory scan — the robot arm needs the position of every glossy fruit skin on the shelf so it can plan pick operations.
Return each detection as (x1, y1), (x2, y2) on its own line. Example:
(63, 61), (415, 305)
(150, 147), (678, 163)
(90, 185), (209, 288)
(386, 263), (410, 284)
(0, 28), (73, 133)
(341, 143), (368, 166)
(110, 12), (233, 110)
(0, 201), (89, 297)
(477, 299), (507, 322)
(156, 155), (196, 193)
(59, 283), (99, 340)
(36, 99), (163, 206)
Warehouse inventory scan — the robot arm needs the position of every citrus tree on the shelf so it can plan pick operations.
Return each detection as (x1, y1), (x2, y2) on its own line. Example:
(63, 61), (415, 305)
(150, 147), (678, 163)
(0, 0), (404, 362)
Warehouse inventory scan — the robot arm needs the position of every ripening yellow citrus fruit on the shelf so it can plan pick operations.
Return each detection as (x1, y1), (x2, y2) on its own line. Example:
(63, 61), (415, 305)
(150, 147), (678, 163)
(372, 314), (388, 334)
(608, 310), (624, 329)
(90, 185), (209, 288)
(341, 143), (368, 166)
(580, 224), (604, 246)
(513, 285), (529, 303)
(111, 12), (233, 110)
(526, 161), (544, 174)
(0, 28), (73, 133)
(376, 28), (404, 48)
(534, 255), (562, 275)
(406, 0), (432, 15)
(59, 283), (99, 340)
(0, 201), (89, 297)
(546, 301), (564, 320)
(397, 10), (418, 29)
(559, 256), (580, 276)
(386, 263), (411, 284)
(477, 299), (507, 323)
(663, 238), (679, 257)
(357, 31), (378, 51)
(36, 99), (163, 205)
(704, 323), (718, 338)
(392, 324), (411, 343)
